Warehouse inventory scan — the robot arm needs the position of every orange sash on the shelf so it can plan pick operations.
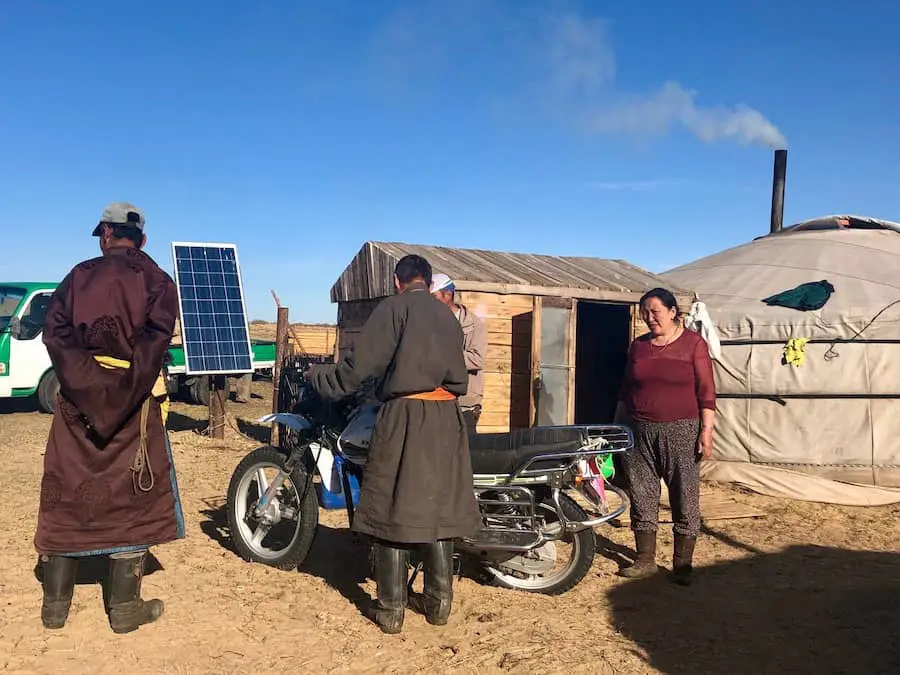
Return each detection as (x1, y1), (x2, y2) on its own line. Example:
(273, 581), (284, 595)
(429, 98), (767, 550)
(401, 386), (457, 401)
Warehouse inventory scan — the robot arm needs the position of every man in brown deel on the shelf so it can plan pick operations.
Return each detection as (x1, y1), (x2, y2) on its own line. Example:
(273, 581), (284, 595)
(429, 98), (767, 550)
(34, 202), (184, 634)
(308, 254), (481, 634)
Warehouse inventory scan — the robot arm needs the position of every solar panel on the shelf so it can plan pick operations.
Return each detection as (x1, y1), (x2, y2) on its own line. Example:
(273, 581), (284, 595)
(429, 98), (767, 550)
(171, 242), (254, 376)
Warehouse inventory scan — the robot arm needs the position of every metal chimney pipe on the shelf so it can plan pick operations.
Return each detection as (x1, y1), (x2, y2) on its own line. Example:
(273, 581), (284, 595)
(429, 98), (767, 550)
(770, 148), (787, 233)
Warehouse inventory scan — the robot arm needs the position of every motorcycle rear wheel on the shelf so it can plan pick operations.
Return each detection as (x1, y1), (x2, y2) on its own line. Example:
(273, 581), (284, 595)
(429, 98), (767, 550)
(226, 446), (319, 570)
(481, 492), (596, 595)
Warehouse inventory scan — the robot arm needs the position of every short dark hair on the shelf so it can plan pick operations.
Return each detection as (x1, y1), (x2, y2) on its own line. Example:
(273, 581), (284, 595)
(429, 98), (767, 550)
(640, 287), (680, 316)
(102, 223), (143, 247)
(394, 254), (432, 287)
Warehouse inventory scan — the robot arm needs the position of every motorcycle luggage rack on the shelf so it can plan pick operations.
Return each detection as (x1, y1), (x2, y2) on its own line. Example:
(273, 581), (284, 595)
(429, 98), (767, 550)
(506, 424), (634, 483)
(469, 485), (542, 551)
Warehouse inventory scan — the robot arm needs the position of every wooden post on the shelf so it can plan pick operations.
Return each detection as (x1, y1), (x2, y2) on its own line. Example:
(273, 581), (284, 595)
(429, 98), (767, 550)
(270, 305), (289, 446)
(209, 375), (227, 439)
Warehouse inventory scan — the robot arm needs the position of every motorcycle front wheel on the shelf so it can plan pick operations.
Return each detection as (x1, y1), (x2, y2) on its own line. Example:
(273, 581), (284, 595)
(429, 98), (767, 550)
(225, 446), (319, 570)
(481, 492), (596, 595)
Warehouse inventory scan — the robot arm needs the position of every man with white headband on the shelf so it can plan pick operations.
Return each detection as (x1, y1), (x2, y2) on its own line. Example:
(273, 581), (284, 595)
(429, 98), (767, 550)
(430, 273), (487, 433)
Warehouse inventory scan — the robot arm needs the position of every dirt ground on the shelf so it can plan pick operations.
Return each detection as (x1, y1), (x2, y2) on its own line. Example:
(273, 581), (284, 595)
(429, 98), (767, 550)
(2, 382), (899, 675)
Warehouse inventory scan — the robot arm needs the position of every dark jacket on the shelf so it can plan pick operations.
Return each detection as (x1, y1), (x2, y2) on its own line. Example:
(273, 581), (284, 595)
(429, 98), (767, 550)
(308, 282), (481, 543)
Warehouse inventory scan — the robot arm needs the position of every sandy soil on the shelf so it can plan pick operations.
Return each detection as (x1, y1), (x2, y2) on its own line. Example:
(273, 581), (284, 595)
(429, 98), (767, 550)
(1, 382), (898, 674)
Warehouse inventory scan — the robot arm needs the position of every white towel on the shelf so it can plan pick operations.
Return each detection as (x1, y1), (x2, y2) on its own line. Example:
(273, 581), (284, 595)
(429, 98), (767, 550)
(684, 300), (722, 360)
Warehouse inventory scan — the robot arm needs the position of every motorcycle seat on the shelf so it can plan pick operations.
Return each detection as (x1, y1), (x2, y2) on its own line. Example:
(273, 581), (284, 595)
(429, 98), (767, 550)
(468, 427), (586, 475)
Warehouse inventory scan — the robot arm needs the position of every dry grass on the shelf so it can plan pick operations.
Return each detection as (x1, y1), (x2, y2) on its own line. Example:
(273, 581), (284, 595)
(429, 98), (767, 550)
(1, 382), (898, 674)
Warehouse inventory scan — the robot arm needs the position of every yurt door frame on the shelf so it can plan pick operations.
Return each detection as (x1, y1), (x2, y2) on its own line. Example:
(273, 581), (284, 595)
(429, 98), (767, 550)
(530, 297), (577, 426)
(530, 297), (634, 427)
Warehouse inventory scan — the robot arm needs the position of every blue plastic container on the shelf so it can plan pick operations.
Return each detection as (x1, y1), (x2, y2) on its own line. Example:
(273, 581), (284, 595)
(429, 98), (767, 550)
(316, 455), (361, 509)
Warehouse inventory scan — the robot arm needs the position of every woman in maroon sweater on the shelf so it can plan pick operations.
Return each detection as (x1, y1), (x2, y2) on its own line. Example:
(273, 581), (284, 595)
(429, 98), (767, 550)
(615, 288), (716, 585)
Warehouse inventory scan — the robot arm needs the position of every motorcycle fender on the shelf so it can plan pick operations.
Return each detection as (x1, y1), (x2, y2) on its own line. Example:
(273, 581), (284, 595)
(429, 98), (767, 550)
(257, 412), (313, 433)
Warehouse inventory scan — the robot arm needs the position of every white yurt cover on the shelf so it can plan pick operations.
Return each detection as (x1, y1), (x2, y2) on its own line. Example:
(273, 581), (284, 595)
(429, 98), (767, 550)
(663, 216), (900, 505)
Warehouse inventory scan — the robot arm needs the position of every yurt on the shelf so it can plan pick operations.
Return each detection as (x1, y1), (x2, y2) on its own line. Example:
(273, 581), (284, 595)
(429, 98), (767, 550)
(663, 213), (900, 505)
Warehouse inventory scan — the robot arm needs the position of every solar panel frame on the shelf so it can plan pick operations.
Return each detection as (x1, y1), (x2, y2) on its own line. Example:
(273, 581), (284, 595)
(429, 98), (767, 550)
(171, 241), (255, 376)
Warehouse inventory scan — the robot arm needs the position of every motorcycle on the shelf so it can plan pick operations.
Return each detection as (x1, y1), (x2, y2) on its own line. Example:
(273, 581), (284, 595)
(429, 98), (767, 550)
(224, 357), (632, 595)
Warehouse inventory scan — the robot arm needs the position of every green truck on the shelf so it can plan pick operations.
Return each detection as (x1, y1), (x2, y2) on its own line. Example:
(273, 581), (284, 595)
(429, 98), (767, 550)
(1, 282), (276, 413)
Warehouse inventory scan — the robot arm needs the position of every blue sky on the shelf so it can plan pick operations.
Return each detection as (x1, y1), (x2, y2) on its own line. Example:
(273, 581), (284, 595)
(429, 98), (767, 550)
(2, 0), (899, 323)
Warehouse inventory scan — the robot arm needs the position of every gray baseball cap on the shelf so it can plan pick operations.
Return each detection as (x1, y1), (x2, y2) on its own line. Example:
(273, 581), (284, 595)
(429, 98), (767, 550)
(92, 202), (146, 236)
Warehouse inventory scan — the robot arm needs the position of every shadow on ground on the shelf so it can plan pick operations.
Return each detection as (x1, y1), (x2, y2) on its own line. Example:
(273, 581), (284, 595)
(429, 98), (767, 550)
(166, 411), (207, 433)
(198, 499), (373, 616)
(235, 418), (271, 444)
(0, 398), (42, 414)
(608, 537), (900, 674)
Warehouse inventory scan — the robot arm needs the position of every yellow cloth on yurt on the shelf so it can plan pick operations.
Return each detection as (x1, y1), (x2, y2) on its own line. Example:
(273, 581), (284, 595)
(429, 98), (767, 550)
(783, 337), (810, 367)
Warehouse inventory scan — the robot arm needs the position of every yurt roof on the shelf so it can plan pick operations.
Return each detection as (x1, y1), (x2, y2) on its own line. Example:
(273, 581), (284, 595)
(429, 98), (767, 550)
(663, 215), (900, 341)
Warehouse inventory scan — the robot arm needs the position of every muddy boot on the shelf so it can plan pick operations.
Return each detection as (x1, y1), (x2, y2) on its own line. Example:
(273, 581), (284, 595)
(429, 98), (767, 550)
(371, 542), (409, 634)
(411, 539), (454, 625)
(672, 534), (697, 586)
(41, 555), (78, 629)
(106, 553), (164, 634)
(619, 531), (658, 578)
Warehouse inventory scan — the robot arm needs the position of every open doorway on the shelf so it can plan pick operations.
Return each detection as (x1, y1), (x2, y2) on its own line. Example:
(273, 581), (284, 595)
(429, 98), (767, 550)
(574, 301), (632, 424)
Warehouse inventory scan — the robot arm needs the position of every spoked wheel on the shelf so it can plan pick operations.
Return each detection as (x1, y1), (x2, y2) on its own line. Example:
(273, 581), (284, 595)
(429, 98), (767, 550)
(225, 446), (318, 570)
(482, 492), (596, 595)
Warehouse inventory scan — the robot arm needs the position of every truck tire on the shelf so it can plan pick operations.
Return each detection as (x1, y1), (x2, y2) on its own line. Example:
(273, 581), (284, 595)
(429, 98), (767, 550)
(190, 376), (210, 406)
(37, 370), (60, 414)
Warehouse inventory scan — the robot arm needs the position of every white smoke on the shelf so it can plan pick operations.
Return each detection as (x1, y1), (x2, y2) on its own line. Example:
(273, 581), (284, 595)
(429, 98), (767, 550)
(369, 5), (787, 149)
(539, 13), (787, 149)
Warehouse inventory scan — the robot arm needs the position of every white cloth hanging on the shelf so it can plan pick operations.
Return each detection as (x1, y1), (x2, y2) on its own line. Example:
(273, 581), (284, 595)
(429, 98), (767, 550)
(684, 300), (722, 360)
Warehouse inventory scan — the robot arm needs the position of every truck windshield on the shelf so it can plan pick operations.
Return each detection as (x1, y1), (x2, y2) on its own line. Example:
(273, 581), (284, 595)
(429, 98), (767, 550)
(0, 286), (27, 332)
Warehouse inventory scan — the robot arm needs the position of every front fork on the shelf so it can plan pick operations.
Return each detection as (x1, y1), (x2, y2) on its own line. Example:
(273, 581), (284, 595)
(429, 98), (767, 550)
(252, 446), (305, 518)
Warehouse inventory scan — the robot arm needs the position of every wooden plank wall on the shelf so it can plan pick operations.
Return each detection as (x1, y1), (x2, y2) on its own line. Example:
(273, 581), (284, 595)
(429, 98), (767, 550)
(171, 318), (336, 357)
(336, 299), (382, 357)
(456, 291), (533, 433)
(288, 325), (336, 355)
(335, 292), (534, 433)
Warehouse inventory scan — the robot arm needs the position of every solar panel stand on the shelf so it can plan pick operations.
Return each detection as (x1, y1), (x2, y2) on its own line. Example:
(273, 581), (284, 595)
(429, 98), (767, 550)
(209, 375), (227, 439)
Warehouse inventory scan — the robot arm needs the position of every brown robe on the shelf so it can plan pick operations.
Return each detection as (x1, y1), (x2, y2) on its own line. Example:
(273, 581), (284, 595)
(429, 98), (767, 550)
(34, 246), (184, 556)
(308, 282), (482, 544)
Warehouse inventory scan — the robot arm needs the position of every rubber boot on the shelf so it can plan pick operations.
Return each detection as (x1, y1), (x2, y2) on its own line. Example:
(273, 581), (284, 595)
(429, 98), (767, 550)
(371, 542), (409, 634)
(106, 553), (164, 634)
(41, 555), (78, 629)
(619, 531), (658, 578)
(672, 534), (697, 586)
(411, 539), (454, 625)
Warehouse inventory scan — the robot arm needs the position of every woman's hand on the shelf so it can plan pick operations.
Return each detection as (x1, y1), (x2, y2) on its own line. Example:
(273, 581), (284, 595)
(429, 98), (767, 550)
(697, 427), (714, 459)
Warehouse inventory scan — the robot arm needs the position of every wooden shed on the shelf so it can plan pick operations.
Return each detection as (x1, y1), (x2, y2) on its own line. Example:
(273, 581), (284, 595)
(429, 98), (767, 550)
(331, 241), (692, 433)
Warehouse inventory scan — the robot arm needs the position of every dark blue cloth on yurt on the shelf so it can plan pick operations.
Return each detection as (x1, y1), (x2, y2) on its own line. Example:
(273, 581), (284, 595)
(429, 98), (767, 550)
(762, 280), (835, 311)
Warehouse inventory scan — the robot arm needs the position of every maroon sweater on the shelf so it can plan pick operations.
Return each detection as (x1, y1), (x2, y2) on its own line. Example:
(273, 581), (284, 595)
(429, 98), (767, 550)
(619, 329), (716, 423)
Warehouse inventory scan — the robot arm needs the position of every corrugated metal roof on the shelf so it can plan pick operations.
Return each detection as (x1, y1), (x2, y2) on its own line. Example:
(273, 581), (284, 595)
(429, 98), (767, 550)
(330, 241), (689, 303)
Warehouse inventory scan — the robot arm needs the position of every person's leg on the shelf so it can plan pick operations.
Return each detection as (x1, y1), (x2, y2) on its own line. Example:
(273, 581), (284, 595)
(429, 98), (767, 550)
(411, 539), (455, 625)
(618, 421), (662, 577)
(106, 549), (164, 633)
(40, 554), (78, 629)
(234, 373), (252, 403)
(460, 407), (479, 433)
(659, 418), (702, 585)
(371, 539), (410, 634)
